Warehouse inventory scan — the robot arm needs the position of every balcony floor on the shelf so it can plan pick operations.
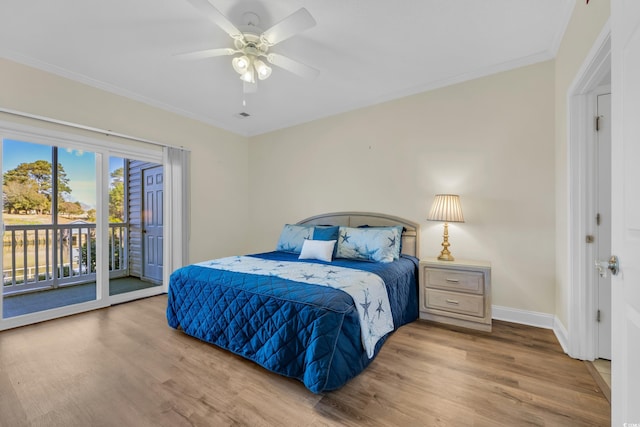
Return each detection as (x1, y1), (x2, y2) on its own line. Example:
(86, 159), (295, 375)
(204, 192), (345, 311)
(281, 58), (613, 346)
(2, 277), (160, 318)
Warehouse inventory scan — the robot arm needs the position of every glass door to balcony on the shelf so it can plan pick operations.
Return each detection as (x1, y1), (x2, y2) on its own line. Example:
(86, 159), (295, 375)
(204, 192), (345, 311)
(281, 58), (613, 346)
(107, 156), (163, 299)
(1, 141), (167, 319)
(2, 139), (98, 318)
(0, 122), (178, 329)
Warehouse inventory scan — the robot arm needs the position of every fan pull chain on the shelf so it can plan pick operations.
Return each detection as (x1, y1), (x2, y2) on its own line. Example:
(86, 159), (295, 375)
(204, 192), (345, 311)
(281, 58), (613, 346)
(242, 85), (246, 107)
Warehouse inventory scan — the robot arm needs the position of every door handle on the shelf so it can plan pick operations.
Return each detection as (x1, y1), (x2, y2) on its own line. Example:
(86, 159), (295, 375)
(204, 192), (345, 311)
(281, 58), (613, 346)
(607, 255), (619, 275)
(595, 255), (619, 277)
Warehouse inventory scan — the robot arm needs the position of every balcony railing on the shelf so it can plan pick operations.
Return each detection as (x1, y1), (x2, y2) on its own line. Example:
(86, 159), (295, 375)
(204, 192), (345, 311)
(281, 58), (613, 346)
(2, 223), (128, 296)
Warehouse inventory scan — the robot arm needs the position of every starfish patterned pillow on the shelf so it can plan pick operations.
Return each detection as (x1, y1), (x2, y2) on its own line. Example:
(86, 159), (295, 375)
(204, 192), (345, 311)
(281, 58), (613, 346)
(276, 224), (314, 254)
(335, 226), (402, 263)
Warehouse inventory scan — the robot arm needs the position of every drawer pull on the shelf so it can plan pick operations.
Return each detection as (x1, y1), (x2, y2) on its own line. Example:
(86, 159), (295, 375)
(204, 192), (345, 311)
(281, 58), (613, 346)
(445, 278), (460, 283)
(445, 299), (460, 305)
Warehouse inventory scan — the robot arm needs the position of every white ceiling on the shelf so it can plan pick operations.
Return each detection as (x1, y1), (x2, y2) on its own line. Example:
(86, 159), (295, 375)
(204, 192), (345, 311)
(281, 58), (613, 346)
(0, 0), (574, 137)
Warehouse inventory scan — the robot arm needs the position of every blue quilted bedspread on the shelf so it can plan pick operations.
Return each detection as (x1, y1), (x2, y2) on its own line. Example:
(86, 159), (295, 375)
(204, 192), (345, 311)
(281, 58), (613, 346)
(166, 251), (418, 393)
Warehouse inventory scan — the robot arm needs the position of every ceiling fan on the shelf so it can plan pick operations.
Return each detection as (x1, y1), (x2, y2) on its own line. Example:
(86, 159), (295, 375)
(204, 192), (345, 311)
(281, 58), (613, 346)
(181, 0), (319, 93)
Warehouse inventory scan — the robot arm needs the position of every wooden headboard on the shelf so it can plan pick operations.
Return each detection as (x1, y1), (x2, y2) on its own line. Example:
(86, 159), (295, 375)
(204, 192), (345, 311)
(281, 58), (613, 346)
(297, 212), (420, 258)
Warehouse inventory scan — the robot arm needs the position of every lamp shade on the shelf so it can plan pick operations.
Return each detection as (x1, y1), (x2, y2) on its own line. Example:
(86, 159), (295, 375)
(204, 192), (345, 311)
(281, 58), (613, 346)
(253, 59), (272, 80)
(239, 68), (255, 83)
(232, 55), (251, 74)
(427, 194), (464, 223)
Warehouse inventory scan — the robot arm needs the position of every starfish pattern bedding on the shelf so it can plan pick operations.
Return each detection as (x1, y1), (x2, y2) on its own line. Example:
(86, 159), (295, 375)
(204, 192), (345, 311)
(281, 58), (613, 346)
(167, 251), (418, 393)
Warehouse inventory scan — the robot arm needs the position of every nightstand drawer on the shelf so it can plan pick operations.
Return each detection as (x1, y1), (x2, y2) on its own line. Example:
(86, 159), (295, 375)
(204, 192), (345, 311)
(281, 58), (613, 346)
(425, 289), (484, 317)
(425, 269), (484, 294)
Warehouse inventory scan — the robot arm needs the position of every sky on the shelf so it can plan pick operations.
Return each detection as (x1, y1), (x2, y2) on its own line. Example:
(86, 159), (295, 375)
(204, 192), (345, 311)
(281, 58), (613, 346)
(3, 139), (124, 209)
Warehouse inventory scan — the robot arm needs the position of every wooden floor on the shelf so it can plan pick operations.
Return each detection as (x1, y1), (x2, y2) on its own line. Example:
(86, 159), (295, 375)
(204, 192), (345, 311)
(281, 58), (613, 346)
(0, 295), (610, 426)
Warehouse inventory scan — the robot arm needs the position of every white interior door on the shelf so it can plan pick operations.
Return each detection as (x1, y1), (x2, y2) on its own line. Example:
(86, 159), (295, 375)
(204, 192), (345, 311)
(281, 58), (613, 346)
(611, 0), (640, 423)
(596, 93), (612, 360)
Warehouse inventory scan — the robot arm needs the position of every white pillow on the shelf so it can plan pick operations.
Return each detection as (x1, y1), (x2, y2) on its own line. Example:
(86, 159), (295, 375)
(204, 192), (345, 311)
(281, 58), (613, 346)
(298, 239), (336, 262)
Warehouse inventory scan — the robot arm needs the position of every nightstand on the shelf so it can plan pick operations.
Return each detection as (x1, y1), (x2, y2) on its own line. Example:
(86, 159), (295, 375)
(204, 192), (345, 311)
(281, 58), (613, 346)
(418, 258), (492, 331)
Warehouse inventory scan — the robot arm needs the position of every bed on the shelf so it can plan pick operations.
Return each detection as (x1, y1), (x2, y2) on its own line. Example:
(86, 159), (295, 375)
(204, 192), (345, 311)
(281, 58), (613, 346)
(166, 212), (420, 393)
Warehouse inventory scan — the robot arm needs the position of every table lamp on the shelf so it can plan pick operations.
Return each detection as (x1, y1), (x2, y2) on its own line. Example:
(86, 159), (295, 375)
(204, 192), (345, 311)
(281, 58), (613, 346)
(427, 194), (464, 261)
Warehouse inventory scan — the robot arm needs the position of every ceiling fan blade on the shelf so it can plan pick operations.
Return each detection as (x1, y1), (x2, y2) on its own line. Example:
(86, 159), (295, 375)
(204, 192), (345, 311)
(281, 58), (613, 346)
(261, 8), (316, 46)
(174, 48), (235, 60)
(186, 0), (242, 38)
(267, 53), (319, 80)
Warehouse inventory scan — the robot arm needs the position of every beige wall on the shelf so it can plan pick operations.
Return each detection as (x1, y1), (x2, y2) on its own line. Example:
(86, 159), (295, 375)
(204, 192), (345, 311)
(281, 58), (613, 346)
(554, 1), (610, 327)
(0, 1), (611, 321)
(0, 58), (250, 262)
(249, 61), (556, 315)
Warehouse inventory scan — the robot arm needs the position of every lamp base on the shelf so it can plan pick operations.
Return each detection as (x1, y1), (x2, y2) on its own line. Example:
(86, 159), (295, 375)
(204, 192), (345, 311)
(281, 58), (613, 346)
(437, 252), (455, 262)
(437, 222), (455, 261)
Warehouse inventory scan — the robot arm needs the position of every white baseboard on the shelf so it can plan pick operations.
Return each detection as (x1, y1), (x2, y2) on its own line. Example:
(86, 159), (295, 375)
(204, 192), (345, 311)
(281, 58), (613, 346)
(553, 316), (570, 354)
(492, 305), (555, 328)
(492, 305), (570, 354)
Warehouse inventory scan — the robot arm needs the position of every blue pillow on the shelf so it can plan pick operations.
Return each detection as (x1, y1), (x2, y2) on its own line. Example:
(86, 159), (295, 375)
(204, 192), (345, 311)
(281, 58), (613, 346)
(313, 226), (340, 241)
(336, 226), (402, 263)
(276, 224), (313, 254)
(313, 226), (340, 258)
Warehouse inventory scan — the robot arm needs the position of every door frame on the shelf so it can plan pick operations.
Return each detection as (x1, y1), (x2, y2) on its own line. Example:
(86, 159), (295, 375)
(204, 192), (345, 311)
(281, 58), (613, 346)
(594, 90), (612, 360)
(567, 22), (611, 360)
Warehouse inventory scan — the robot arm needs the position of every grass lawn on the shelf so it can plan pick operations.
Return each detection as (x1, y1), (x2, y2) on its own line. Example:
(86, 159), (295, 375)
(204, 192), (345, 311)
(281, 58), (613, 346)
(2, 213), (87, 225)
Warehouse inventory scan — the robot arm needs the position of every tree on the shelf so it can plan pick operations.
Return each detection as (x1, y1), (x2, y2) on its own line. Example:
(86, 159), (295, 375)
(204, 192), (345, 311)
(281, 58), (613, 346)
(3, 160), (72, 212)
(2, 180), (48, 214)
(59, 201), (84, 218)
(86, 209), (97, 223)
(109, 167), (125, 222)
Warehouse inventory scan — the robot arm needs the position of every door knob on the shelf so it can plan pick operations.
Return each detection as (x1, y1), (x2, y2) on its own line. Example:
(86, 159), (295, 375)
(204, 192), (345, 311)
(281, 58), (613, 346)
(595, 255), (619, 277)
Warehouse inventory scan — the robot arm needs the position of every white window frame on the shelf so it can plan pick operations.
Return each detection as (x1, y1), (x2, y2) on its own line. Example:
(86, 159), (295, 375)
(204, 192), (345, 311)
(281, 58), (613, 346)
(0, 119), (188, 330)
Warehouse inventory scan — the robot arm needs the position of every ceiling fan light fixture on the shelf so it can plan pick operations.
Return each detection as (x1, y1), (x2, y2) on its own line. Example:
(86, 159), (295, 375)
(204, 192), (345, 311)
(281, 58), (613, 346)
(232, 55), (251, 74)
(183, 1), (318, 93)
(254, 59), (272, 80)
(240, 68), (255, 83)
